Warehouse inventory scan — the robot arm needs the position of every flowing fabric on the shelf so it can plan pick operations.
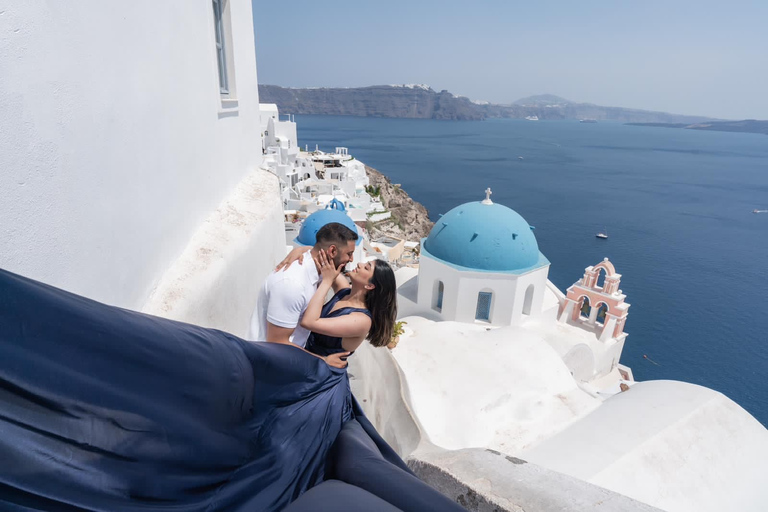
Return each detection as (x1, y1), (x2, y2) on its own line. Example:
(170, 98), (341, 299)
(301, 288), (466, 512)
(0, 269), (410, 511)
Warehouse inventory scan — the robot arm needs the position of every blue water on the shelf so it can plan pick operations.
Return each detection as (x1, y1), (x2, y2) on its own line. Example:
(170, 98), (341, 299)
(296, 115), (768, 426)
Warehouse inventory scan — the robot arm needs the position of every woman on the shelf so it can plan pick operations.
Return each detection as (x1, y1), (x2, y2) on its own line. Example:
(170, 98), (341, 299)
(302, 250), (397, 359)
(283, 253), (465, 512)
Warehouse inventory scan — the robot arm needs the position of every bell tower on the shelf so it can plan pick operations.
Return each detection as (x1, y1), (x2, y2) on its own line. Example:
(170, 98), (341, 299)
(558, 258), (630, 343)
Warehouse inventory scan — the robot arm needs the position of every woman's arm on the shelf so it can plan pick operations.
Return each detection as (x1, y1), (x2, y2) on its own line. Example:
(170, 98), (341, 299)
(275, 246), (310, 272)
(301, 250), (370, 339)
(331, 273), (351, 294)
(301, 311), (370, 339)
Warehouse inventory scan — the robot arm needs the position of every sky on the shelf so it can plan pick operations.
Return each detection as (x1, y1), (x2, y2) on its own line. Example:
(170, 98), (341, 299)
(252, 0), (768, 120)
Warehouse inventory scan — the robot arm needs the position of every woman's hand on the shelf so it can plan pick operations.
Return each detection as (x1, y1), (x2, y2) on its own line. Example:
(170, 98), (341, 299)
(275, 246), (309, 272)
(314, 248), (344, 284)
(324, 352), (351, 369)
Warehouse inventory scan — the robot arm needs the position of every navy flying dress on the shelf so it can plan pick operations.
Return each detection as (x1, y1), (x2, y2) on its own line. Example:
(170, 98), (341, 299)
(0, 269), (464, 511)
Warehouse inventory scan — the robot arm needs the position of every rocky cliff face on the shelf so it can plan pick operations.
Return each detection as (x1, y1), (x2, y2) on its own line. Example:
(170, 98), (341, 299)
(258, 85), (717, 124)
(364, 165), (433, 242)
(259, 85), (485, 121)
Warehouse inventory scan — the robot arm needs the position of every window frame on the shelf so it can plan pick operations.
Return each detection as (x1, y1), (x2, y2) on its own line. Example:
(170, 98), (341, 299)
(475, 291), (493, 322)
(212, 0), (229, 95)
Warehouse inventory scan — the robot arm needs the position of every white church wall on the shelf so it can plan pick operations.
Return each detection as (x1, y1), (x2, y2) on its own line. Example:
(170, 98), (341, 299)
(417, 256), (552, 326)
(509, 265), (550, 323)
(416, 257), (455, 319)
(541, 280), (565, 321)
(0, 0), (266, 314)
(454, 273), (517, 325)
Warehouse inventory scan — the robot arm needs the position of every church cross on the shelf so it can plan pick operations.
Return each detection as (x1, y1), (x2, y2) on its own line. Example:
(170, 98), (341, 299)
(482, 187), (493, 205)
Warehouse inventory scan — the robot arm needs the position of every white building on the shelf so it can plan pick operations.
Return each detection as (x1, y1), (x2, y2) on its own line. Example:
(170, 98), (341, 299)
(416, 191), (551, 326)
(0, 1), (284, 335)
(369, 191), (768, 512)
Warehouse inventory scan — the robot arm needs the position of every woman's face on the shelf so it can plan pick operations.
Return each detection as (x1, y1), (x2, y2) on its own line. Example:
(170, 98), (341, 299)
(350, 260), (376, 287)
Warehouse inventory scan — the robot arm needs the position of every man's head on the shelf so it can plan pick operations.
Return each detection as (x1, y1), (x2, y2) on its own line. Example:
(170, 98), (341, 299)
(315, 222), (358, 269)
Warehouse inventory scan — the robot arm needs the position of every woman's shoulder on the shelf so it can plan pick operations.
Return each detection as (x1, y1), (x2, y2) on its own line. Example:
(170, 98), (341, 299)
(331, 288), (352, 301)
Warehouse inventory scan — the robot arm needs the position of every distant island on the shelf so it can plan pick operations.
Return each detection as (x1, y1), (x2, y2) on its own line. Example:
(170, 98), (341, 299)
(627, 120), (768, 136)
(258, 84), (718, 124)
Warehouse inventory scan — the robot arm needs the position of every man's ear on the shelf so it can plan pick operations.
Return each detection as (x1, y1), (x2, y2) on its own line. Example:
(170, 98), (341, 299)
(326, 244), (338, 258)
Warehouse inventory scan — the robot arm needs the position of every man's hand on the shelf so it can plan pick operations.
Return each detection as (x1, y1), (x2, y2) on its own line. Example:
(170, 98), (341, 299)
(324, 352), (351, 369)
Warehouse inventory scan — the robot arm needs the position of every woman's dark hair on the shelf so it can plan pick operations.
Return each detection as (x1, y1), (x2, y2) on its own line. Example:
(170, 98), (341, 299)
(364, 260), (398, 348)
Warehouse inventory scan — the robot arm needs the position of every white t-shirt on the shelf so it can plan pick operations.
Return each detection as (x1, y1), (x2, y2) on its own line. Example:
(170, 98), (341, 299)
(247, 251), (320, 347)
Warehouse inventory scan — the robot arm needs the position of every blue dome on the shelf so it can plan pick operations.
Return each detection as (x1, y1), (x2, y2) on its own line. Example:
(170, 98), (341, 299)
(423, 201), (543, 272)
(327, 198), (346, 211)
(295, 209), (361, 246)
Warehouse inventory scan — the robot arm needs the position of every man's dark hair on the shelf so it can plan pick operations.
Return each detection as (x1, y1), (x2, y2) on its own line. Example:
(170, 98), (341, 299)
(315, 222), (358, 246)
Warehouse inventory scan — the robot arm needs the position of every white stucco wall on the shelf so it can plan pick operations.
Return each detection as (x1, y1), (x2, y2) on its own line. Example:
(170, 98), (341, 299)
(259, 103), (279, 133)
(520, 380), (768, 512)
(390, 317), (602, 452)
(142, 168), (284, 336)
(350, 332), (658, 512)
(417, 256), (549, 326)
(0, 0), (263, 311)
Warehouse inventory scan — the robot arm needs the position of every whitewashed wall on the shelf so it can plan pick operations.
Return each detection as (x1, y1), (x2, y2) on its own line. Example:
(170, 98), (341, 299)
(0, 0), (274, 316)
(417, 256), (550, 326)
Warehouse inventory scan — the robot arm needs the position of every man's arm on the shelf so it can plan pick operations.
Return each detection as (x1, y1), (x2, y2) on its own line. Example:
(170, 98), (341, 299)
(267, 311), (349, 369)
(263, 275), (349, 368)
(263, 276), (305, 343)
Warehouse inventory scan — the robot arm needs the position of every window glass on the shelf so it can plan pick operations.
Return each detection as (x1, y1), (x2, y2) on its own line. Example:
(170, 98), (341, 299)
(476, 291), (492, 321)
(212, 0), (228, 94)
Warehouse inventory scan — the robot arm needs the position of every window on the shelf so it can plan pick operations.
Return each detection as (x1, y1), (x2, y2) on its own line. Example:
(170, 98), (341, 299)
(475, 291), (492, 321)
(522, 284), (535, 316)
(434, 281), (444, 312)
(212, 0), (228, 94)
(212, 0), (236, 99)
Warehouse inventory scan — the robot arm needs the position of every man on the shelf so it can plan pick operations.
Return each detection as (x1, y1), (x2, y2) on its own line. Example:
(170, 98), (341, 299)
(248, 222), (357, 353)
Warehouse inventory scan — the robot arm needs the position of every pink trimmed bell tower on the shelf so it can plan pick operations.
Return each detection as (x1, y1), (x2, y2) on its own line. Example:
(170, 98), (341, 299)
(558, 258), (630, 343)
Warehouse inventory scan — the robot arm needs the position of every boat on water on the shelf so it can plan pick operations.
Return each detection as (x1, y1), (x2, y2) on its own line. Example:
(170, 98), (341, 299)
(525, 115), (539, 121)
(596, 229), (608, 239)
(753, 209), (768, 213)
(580, 119), (598, 124)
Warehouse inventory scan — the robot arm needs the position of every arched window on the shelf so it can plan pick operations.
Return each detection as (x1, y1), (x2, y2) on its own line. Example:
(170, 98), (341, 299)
(433, 280), (444, 312)
(579, 296), (591, 320)
(522, 284), (535, 316)
(596, 303), (609, 325)
(475, 291), (493, 322)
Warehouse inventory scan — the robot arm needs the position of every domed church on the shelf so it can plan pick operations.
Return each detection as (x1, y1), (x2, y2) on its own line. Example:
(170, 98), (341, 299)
(416, 189), (550, 326)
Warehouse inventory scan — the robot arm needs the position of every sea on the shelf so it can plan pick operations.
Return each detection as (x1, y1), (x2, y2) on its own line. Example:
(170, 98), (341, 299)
(296, 115), (768, 426)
